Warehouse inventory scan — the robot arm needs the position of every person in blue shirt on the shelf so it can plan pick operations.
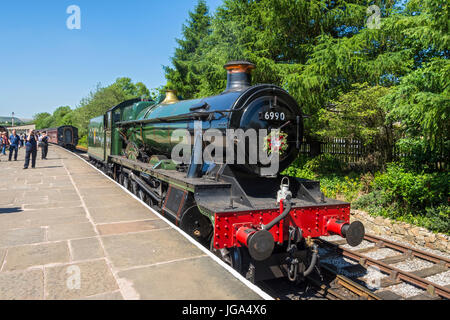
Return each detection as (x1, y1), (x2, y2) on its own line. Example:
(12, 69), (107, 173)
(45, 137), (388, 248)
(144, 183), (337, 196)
(24, 129), (38, 169)
(9, 130), (20, 161)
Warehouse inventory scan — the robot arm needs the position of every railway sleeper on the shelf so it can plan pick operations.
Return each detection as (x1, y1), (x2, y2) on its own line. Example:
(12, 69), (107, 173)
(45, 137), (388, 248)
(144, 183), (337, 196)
(411, 264), (448, 279)
(379, 253), (411, 265)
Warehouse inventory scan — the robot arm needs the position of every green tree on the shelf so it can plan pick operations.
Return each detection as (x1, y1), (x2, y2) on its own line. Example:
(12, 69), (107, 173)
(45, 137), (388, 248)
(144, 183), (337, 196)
(61, 111), (76, 126)
(382, 58), (449, 171)
(52, 106), (72, 126)
(34, 112), (53, 129)
(164, 0), (211, 99)
(378, 0), (449, 171)
(176, 0), (401, 124)
(165, 0), (447, 170)
(318, 83), (395, 165)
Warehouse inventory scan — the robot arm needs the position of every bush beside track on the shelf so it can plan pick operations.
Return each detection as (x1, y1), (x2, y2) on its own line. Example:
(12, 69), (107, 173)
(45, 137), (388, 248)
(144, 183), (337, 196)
(283, 155), (449, 235)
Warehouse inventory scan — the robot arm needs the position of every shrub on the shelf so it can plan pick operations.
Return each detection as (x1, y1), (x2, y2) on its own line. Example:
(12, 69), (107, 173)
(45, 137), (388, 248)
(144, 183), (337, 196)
(319, 175), (362, 202)
(423, 205), (450, 234)
(282, 155), (317, 180)
(284, 157), (449, 234)
(78, 135), (87, 147)
(303, 154), (347, 174)
(283, 155), (364, 202)
(354, 164), (450, 234)
(372, 164), (449, 212)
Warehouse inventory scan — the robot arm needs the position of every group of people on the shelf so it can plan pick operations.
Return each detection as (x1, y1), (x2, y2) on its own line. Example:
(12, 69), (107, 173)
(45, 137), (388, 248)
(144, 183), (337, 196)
(0, 129), (49, 169)
(1, 132), (26, 154)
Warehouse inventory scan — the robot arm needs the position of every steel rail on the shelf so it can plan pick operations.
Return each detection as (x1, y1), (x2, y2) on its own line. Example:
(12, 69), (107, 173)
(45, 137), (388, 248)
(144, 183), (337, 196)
(305, 276), (347, 300)
(364, 234), (450, 268)
(319, 239), (450, 300)
(319, 264), (383, 300)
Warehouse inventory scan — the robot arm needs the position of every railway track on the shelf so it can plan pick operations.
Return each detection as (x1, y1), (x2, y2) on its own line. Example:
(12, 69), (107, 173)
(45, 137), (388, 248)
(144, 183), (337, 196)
(258, 258), (384, 300)
(258, 234), (449, 301)
(317, 234), (450, 300)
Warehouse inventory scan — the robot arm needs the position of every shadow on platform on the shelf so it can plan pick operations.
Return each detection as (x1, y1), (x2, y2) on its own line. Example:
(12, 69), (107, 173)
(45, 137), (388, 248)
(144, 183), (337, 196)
(0, 207), (23, 215)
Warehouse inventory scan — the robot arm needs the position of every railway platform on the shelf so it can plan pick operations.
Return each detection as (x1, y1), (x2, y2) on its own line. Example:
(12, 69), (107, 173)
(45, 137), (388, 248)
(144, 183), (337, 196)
(0, 146), (266, 300)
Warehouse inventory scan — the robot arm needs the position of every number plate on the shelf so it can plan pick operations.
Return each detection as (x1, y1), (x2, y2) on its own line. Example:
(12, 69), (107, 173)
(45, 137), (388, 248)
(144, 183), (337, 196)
(259, 111), (287, 121)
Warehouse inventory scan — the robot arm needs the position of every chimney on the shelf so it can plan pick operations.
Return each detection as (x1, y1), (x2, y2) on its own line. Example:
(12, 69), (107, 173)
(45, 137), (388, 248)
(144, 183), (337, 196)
(223, 61), (255, 92)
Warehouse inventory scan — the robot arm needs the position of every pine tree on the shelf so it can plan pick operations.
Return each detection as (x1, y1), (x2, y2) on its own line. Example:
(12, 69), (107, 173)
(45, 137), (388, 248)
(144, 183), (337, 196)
(164, 0), (211, 99)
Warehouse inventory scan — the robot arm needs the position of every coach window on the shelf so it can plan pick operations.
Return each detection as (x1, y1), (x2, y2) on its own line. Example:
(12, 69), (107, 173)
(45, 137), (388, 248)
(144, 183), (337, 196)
(114, 110), (121, 123)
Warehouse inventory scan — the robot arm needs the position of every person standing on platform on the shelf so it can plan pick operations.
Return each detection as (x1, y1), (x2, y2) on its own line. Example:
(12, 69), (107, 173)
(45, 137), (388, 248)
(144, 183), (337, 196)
(9, 130), (20, 161)
(40, 131), (49, 160)
(0, 134), (4, 155)
(20, 134), (25, 148)
(24, 129), (38, 169)
(1, 132), (8, 155)
(0, 134), (3, 158)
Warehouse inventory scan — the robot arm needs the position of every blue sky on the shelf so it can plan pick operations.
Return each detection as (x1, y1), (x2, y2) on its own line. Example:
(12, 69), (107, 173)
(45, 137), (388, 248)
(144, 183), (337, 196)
(0, 0), (222, 119)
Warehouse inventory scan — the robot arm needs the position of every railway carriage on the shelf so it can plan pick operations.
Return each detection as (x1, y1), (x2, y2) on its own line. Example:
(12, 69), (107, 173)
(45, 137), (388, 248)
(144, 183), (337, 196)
(87, 61), (365, 282)
(42, 126), (79, 150)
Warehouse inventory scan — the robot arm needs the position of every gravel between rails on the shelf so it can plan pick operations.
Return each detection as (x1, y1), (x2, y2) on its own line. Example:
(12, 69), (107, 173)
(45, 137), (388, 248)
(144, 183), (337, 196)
(364, 248), (399, 260)
(425, 270), (450, 286)
(392, 258), (435, 272)
(368, 234), (450, 260)
(317, 234), (450, 300)
(320, 255), (359, 268)
(360, 267), (389, 290)
(382, 283), (425, 298)
(319, 254), (366, 278)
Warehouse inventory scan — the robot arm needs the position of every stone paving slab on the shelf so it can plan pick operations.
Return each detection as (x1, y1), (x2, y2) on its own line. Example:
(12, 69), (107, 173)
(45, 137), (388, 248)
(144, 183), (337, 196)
(23, 201), (83, 210)
(45, 259), (119, 300)
(70, 238), (105, 261)
(47, 222), (97, 241)
(3, 242), (70, 272)
(0, 146), (264, 300)
(0, 227), (46, 248)
(89, 204), (157, 224)
(97, 219), (167, 236)
(118, 256), (262, 300)
(101, 229), (202, 270)
(0, 269), (44, 300)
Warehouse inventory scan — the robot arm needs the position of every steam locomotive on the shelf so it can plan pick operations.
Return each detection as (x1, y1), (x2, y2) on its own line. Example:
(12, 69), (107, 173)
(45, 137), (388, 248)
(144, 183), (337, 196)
(87, 61), (365, 282)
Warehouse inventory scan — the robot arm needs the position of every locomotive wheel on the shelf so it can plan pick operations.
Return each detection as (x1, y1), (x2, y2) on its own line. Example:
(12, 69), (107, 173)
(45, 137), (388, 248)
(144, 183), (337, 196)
(179, 206), (213, 246)
(210, 240), (253, 278)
